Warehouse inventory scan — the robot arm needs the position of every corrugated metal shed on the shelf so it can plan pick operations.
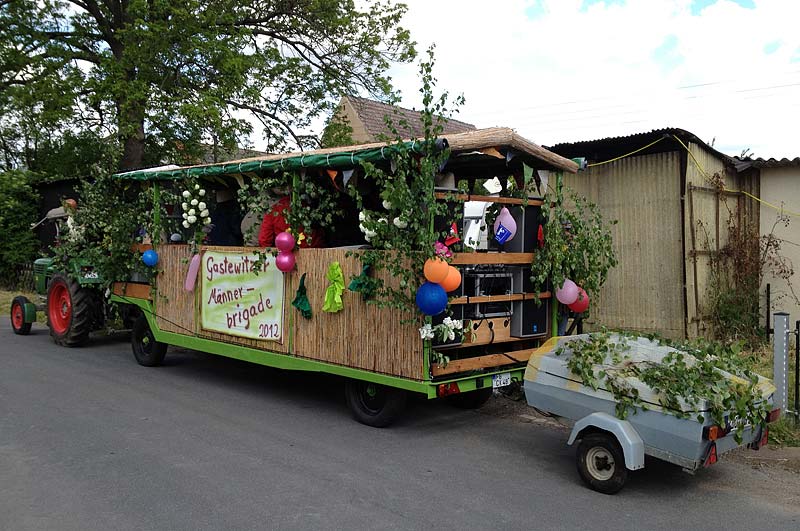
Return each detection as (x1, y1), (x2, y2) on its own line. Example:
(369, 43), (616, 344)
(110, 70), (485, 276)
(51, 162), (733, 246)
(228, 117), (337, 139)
(548, 127), (733, 164)
(550, 128), (754, 339)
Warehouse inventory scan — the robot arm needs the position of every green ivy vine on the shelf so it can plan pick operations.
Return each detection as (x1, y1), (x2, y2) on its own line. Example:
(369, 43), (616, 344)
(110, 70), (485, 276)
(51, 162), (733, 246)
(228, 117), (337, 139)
(344, 46), (466, 315)
(530, 180), (617, 305)
(557, 332), (771, 443)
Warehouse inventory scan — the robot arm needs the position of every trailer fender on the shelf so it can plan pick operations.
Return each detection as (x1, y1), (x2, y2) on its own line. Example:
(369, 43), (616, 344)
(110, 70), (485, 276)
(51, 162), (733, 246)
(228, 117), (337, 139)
(567, 412), (645, 471)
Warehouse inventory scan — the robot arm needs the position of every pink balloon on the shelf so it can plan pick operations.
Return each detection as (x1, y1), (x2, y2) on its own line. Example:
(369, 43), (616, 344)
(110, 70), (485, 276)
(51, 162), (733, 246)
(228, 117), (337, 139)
(493, 207), (517, 240)
(184, 253), (201, 292)
(275, 231), (295, 252)
(555, 278), (579, 305)
(568, 288), (590, 313)
(275, 251), (296, 272)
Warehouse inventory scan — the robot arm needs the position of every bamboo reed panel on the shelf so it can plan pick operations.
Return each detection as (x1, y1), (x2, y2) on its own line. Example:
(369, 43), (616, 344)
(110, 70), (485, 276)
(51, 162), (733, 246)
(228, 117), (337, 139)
(174, 127), (578, 174)
(291, 249), (424, 380)
(154, 244), (197, 335)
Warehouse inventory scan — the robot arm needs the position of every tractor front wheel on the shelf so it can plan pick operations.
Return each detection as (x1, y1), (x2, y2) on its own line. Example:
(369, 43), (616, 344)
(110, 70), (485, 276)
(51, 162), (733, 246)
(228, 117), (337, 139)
(46, 274), (94, 347)
(131, 315), (167, 367)
(10, 296), (33, 335)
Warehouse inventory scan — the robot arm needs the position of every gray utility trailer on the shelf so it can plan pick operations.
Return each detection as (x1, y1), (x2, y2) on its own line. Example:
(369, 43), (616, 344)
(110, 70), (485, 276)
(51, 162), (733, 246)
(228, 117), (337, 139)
(523, 335), (780, 494)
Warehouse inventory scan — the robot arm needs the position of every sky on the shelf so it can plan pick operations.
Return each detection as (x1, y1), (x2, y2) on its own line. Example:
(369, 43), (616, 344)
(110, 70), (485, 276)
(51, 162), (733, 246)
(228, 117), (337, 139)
(382, 0), (800, 159)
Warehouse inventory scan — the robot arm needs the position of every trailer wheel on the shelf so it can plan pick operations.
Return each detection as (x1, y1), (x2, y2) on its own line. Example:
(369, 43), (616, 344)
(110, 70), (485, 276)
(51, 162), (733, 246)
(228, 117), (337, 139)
(576, 433), (628, 494)
(47, 274), (93, 347)
(344, 380), (407, 428)
(11, 296), (33, 335)
(131, 315), (167, 367)
(447, 387), (493, 409)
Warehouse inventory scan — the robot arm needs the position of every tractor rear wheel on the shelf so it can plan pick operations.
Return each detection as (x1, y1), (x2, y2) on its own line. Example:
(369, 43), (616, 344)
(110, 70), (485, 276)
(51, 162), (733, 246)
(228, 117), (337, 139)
(10, 296), (33, 335)
(46, 273), (95, 347)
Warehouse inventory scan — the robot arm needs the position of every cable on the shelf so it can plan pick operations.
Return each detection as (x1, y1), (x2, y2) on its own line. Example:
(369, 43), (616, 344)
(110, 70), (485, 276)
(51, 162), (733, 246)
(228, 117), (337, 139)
(671, 134), (800, 219)
(587, 136), (665, 167)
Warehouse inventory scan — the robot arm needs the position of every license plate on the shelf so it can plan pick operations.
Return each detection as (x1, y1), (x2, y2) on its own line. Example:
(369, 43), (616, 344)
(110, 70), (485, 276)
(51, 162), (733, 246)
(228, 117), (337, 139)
(492, 372), (511, 388)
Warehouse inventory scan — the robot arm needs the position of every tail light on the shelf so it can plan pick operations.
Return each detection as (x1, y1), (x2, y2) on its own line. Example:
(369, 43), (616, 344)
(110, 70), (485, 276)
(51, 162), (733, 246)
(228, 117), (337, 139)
(757, 427), (769, 449)
(767, 408), (781, 423)
(703, 443), (718, 467)
(437, 382), (460, 398)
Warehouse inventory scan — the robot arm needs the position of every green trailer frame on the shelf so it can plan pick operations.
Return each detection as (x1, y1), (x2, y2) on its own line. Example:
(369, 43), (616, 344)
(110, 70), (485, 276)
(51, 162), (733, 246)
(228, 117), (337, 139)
(109, 127), (579, 423)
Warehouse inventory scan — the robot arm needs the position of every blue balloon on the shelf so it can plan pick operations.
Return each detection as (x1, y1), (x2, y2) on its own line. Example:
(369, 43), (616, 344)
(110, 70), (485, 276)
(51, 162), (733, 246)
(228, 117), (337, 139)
(142, 249), (159, 267)
(416, 281), (448, 316)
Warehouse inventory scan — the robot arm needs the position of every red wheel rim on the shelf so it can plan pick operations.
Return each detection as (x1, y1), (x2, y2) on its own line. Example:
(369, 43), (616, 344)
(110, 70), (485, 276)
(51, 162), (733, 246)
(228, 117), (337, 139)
(12, 302), (24, 329)
(48, 282), (71, 335)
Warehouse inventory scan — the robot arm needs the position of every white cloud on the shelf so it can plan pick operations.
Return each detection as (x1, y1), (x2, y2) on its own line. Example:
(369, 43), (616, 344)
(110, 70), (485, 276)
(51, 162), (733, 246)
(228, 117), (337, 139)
(386, 0), (800, 158)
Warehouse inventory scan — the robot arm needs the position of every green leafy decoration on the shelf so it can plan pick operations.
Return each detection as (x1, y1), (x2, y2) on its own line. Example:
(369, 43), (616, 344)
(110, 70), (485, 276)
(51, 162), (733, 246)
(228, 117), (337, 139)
(558, 332), (771, 443)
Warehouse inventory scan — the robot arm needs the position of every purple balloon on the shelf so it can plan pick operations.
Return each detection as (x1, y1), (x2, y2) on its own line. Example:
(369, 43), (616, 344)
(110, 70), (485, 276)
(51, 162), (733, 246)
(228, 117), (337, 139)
(275, 231), (296, 252)
(555, 279), (579, 305)
(275, 251), (296, 272)
(184, 253), (201, 292)
(493, 207), (517, 241)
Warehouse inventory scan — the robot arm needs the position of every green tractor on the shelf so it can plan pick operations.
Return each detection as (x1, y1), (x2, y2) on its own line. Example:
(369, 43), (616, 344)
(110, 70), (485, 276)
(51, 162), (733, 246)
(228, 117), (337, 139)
(10, 206), (127, 346)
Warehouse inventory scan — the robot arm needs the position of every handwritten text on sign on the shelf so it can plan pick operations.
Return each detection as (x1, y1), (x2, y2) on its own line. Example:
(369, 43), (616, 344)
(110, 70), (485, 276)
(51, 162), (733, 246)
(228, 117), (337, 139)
(200, 250), (284, 341)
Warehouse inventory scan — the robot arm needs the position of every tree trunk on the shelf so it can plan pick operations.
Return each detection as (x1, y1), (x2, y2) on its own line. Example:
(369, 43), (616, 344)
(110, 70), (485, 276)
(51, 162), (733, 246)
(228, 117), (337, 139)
(118, 102), (146, 171)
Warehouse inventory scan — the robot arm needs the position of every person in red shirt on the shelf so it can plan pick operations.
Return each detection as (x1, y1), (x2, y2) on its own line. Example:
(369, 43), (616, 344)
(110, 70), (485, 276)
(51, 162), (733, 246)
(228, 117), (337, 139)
(258, 195), (324, 248)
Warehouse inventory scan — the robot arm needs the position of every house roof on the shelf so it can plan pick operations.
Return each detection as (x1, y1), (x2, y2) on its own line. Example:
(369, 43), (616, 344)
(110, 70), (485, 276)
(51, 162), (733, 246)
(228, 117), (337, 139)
(344, 95), (476, 139)
(547, 127), (733, 165)
(734, 156), (800, 170)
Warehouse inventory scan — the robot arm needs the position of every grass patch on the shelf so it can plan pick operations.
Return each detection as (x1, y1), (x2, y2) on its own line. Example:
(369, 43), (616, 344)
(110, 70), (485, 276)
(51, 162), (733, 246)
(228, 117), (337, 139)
(1, 289), (46, 323)
(750, 343), (800, 447)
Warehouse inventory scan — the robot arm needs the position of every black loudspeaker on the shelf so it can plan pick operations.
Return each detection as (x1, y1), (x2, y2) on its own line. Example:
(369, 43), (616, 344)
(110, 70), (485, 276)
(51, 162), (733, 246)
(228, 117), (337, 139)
(511, 265), (548, 338)
(487, 204), (542, 253)
(504, 204), (542, 253)
(510, 299), (549, 338)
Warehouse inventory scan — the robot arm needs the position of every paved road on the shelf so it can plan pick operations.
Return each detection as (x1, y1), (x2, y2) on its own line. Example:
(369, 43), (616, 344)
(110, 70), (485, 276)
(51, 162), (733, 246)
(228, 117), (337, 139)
(1, 319), (798, 531)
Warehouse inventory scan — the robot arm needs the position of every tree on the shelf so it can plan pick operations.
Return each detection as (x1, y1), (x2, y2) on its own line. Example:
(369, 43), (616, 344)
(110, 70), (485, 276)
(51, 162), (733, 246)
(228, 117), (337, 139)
(0, 0), (415, 170)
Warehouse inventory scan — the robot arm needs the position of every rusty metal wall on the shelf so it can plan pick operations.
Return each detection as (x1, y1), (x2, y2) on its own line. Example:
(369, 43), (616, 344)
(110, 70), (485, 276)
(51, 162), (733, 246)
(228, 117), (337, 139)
(684, 142), (729, 338)
(562, 151), (685, 337)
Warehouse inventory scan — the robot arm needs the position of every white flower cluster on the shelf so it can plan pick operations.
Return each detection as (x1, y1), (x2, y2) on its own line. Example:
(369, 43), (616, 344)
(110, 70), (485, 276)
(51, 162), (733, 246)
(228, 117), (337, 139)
(181, 184), (211, 229)
(440, 317), (463, 341)
(418, 318), (464, 342)
(358, 209), (409, 241)
(418, 323), (434, 340)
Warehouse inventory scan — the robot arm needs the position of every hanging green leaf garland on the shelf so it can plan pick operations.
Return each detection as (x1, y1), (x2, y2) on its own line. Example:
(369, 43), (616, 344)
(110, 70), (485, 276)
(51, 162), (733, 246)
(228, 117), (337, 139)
(292, 273), (312, 319)
(323, 262), (345, 313)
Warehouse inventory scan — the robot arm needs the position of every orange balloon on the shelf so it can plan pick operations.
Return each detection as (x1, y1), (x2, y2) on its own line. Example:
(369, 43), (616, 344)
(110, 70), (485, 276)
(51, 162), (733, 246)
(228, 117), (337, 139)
(423, 258), (449, 283)
(440, 266), (461, 293)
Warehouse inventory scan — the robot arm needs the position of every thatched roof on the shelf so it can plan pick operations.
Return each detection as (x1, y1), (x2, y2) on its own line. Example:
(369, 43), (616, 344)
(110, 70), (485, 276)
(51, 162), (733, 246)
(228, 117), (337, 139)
(115, 127), (579, 180)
